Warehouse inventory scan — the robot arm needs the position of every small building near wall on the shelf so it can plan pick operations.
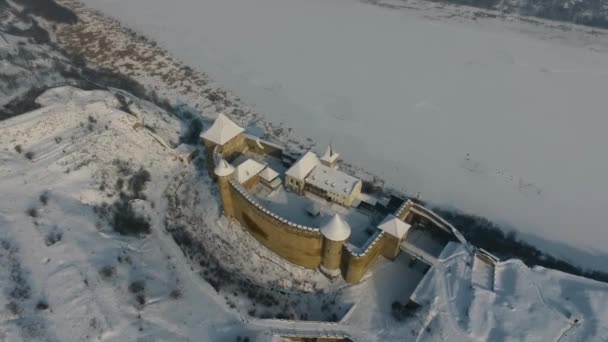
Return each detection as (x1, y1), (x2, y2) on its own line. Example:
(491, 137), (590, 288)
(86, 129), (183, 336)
(258, 166), (281, 190)
(234, 158), (266, 189)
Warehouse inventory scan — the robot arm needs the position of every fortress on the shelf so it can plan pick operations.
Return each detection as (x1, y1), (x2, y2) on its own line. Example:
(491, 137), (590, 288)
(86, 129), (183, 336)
(201, 114), (471, 284)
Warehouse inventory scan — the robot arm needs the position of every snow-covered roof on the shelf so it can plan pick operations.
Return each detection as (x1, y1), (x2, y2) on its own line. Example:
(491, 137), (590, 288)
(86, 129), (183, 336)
(320, 214), (351, 241)
(259, 167), (279, 182)
(200, 113), (245, 145)
(214, 158), (235, 177)
(285, 151), (319, 180)
(235, 159), (265, 184)
(377, 214), (410, 239)
(305, 164), (360, 196)
(320, 144), (339, 164)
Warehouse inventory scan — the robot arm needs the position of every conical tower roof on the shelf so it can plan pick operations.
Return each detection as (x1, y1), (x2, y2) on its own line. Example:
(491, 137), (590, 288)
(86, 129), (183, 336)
(320, 214), (351, 241)
(214, 158), (235, 177)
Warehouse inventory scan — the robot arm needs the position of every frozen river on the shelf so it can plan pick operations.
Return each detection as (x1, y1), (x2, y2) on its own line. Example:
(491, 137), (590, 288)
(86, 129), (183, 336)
(82, 0), (608, 271)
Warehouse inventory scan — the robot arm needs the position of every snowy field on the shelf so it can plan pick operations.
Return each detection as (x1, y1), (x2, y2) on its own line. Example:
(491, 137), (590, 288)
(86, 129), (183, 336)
(78, 0), (608, 272)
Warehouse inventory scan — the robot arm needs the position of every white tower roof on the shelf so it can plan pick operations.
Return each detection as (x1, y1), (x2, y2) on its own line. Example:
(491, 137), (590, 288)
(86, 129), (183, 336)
(214, 158), (235, 177)
(200, 113), (245, 145)
(377, 214), (410, 239)
(320, 214), (351, 241)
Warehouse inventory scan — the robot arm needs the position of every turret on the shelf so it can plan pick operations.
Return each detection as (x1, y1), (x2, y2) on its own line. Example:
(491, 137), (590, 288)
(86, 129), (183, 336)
(320, 144), (339, 168)
(214, 158), (236, 218)
(377, 214), (411, 259)
(319, 214), (351, 277)
(201, 113), (246, 176)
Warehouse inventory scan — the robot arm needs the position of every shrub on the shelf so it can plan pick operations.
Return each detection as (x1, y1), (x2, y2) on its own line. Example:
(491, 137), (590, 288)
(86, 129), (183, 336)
(112, 200), (150, 235)
(128, 280), (145, 294)
(39, 191), (49, 205)
(128, 168), (151, 199)
(115, 178), (124, 191)
(169, 288), (182, 299)
(35, 300), (49, 310)
(179, 117), (203, 145)
(391, 300), (420, 321)
(10, 268), (31, 300)
(24, 151), (35, 160)
(135, 293), (145, 305)
(6, 301), (20, 315)
(14, 145), (22, 153)
(114, 93), (132, 114)
(25, 207), (38, 218)
(44, 228), (62, 246)
(112, 159), (132, 176)
(129, 280), (146, 306)
(99, 265), (116, 279)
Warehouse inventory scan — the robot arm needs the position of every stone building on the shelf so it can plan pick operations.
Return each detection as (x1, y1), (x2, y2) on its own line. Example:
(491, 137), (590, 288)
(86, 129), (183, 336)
(200, 113), (245, 173)
(201, 114), (455, 284)
(285, 147), (362, 207)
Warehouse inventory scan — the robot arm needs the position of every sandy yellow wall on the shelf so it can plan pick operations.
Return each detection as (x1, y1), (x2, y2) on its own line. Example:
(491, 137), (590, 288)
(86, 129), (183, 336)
(229, 181), (323, 269)
(342, 233), (387, 283)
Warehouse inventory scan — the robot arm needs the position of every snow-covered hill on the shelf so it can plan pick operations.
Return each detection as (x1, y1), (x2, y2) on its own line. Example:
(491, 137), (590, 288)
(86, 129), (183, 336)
(0, 86), (259, 341)
(1, 84), (607, 342)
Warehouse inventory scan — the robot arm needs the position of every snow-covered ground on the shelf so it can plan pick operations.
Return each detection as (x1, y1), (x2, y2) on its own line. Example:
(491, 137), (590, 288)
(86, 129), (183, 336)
(407, 242), (608, 341)
(2, 85), (608, 341)
(0, 87), (257, 341)
(76, 0), (608, 272)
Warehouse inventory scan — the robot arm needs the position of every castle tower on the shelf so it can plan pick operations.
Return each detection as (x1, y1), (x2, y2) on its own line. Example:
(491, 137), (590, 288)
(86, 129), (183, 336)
(377, 214), (411, 260)
(320, 144), (339, 168)
(214, 158), (236, 218)
(201, 113), (246, 175)
(319, 214), (351, 277)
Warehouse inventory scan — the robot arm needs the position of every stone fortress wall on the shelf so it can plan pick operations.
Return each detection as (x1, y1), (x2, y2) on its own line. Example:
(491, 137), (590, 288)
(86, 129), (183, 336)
(228, 179), (323, 269)
(204, 115), (464, 284)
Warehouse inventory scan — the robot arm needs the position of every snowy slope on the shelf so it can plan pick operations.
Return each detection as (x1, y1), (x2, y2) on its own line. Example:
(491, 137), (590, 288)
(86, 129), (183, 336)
(2, 86), (608, 341)
(74, 0), (608, 272)
(0, 6), (71, 111)
(0, 87), (255, 341)
(407, 243), (608, 341)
